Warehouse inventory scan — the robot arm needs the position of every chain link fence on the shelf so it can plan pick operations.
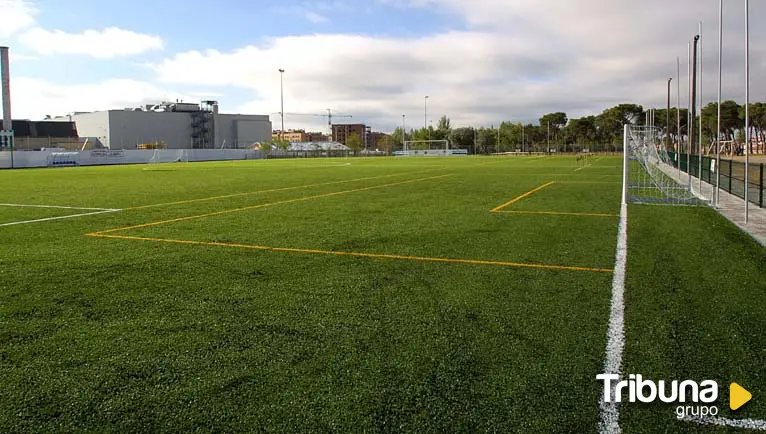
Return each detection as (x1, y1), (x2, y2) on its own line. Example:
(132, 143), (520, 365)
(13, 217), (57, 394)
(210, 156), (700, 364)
(668, 152), (765, 208)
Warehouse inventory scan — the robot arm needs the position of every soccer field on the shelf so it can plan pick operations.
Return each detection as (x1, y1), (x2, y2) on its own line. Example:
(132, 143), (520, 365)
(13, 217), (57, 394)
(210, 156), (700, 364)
(1, 156), (764, 433)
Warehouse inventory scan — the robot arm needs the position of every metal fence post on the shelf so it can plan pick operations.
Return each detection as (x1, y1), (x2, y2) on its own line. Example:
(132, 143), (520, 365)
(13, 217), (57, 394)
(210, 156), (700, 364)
(728, 160), (732, 192)
(760, 163), (764, 208)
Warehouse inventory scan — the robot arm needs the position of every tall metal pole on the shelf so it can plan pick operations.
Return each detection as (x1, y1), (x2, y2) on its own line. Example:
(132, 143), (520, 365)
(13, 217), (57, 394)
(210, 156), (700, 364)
(424, 96), (428, 131)
(667, 78), (672, 151)
(521, 123), (525, 153)
(698, 22), (703, 194)
(0, 46), (11, 169)
(547, 120), (550, 152)
(677, 56), (681, 177)
(691, 35), (699, 191)
(278, 69), (285, 140)
(744, 0), (750, 223)
(716, 0), (722, 207)
(687, 41), (692, 187)
(402, 114), (406, 151)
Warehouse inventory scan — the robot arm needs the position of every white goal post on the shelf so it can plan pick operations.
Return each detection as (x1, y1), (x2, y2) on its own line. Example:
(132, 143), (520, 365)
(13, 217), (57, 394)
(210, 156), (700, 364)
(396, 140), (467, 156)
(622, 124), (709, 206)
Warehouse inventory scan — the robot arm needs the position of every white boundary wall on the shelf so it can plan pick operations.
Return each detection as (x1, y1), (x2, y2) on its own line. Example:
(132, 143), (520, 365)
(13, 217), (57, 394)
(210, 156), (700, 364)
(0, 149), (265, 169)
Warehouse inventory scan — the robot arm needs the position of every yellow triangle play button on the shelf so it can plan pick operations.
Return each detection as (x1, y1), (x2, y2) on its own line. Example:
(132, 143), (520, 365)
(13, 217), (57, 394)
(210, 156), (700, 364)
(730, 383), (752, 410)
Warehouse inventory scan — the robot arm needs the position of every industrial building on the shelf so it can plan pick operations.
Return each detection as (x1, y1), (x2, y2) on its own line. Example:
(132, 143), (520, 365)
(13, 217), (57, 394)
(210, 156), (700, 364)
(56, 101), (272, 150)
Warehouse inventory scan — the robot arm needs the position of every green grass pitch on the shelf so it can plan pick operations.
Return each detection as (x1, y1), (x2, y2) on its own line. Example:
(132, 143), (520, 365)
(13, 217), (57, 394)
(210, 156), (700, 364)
(0, 155), (764, 433)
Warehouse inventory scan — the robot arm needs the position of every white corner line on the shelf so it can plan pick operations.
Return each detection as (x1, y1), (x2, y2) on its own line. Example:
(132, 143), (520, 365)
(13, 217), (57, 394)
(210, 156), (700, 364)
(0, 203), (119, 211)
(681, 415), (766, 431)
(0, 209), (121, 227)
(598, 201), (628, 434)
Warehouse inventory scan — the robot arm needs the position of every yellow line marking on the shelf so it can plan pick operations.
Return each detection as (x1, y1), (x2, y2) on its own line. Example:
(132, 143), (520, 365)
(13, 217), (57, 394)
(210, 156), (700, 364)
(556, 181), (622, 184)
(91, 174), (452, 235)
(86, 233), (613, 273)
(125, 170), (439, 210)
(490, 181), (556, 212)
(494, 210), (619, 217)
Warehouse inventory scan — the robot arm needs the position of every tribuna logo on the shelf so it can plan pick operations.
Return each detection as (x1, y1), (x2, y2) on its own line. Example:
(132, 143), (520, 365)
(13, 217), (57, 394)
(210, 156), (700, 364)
(597, 374), (718, 403)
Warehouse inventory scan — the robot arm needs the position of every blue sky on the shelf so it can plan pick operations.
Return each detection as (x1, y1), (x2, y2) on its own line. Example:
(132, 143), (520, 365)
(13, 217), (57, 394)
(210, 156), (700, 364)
(1, 0), (764, 132)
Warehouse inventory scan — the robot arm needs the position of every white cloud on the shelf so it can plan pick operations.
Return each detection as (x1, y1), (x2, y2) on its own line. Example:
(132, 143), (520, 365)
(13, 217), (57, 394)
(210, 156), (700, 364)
(7, 0), (766, 131)
(11, 77), (192, 120)
(0, 0), (37, 38)
(273, 4), (333, 24)
(305, 11), (329, 24)
(18, 27), (163, 58)
(148, 0), (766, 132)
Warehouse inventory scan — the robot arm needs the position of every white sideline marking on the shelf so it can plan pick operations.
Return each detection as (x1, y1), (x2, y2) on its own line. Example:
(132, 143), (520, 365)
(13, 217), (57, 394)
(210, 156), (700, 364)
(599, 201), (628, 434)
(681, 416), (766, 431)
(0, 209), (120, 227)
(0, 203), (118, 211)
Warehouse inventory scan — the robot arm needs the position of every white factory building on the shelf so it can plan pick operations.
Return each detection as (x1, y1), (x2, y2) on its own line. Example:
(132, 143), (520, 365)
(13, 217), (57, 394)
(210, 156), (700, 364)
(56, 101), (272, 150)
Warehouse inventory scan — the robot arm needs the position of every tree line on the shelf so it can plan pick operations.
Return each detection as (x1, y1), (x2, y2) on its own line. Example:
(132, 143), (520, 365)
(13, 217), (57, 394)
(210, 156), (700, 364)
(376, 102), (766, 154)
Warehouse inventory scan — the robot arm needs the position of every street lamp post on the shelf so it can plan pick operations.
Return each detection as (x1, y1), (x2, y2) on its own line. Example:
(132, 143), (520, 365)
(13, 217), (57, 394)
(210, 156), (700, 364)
(402, 114), (406, 151)
(667, 77), (672, 150)
(278, 68), (285, 140)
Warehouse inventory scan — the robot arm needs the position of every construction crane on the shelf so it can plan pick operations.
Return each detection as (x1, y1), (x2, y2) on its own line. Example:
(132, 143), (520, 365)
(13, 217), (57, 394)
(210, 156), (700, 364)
(271, 109), (352, 136)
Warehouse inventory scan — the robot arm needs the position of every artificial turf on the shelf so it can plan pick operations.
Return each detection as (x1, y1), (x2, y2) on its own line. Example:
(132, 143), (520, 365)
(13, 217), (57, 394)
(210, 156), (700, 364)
(0, 155), (763, 433)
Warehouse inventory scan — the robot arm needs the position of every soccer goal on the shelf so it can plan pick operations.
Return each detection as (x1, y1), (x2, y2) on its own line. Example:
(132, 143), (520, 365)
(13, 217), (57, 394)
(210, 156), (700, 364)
(398, 140), (465, 156)
(623, 124), (707, 205)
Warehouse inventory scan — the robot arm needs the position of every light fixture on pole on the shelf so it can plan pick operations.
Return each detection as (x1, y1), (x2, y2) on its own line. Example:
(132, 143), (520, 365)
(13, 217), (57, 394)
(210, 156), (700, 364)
(402, 114), (406, 151)
(278, 68), (285, 140)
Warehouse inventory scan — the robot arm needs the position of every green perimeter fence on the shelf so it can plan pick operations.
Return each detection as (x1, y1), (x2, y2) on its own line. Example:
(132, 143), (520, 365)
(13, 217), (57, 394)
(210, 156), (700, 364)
(668, 152), (765, 208)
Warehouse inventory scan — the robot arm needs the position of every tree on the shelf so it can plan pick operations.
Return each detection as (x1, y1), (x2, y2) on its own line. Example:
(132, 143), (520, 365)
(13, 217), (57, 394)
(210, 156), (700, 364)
(272, 137), (290, 150)
(258, 141), (273, 154)
(595, 104), (644, 148)
(475, 128), (496, 154)
(377, 135), (394, 155)
(539, 112), (568, 130)
(346, 132), (363, 155)
(739, 102), (766, 153)
(699, 101), (741, 144)
(390, 127), (406, 148)
(449, 127), (474, 153)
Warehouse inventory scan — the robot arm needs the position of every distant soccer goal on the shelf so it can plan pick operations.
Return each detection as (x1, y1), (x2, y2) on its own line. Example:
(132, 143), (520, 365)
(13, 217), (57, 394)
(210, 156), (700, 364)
(623, 124), (705, 206)
(396, 140), (466, 156)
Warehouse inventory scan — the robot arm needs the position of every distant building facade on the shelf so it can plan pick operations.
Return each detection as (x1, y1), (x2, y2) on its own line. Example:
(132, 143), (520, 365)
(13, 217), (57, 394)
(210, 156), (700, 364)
(332, 123), (366, 146)
(55, 101), (272, 150)
(272, 129), (329, 142)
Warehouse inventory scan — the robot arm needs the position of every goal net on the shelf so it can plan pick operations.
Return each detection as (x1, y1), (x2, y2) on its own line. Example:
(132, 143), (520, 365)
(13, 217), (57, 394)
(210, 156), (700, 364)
(397, 140), (466, 156)
(623, 124), (706, 206)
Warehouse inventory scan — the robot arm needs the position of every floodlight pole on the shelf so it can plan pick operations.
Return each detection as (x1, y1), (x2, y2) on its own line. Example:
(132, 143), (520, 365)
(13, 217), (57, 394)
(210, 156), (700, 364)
(547, 120), (550, 153)
(677, 56), (681, 178)
(402, 114), (406, 151)
(698, 21), (703, 196)
(521, 123), (525, 153)
(744, 0), (750, 223)
(687, 42), (692, 188)
(716, 0), (722, 207)
(667, 78), (672, 151)
(691, 35), (699, 191)
(424, 96), (428, 131)
(278, 68), (285, 141)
